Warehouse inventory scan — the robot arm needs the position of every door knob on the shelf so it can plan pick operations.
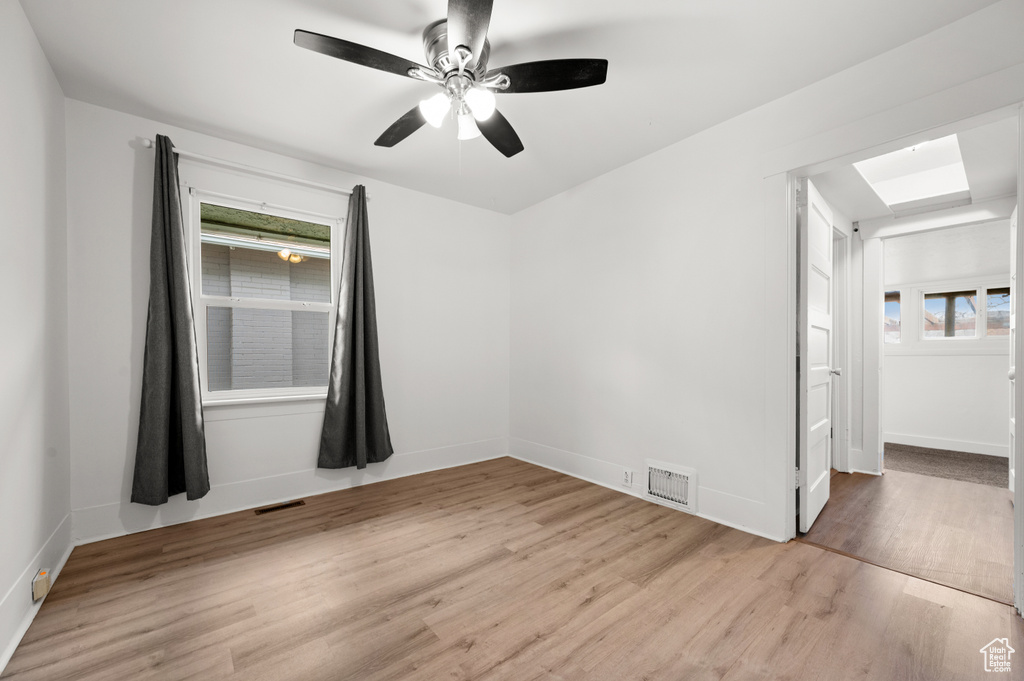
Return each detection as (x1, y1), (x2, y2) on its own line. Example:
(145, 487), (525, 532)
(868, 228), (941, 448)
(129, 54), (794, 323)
(830, 368), (842, 377)
(1010, 367), (1016, 381)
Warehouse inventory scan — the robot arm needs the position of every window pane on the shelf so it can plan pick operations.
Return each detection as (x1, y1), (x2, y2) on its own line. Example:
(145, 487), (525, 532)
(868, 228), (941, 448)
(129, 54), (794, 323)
(206, 307), (330, 391)
(884, 291), (901, 343)
(987, 287), (1011, 336)
(200, 203), (331, 303)
(923, 291), (977, 338)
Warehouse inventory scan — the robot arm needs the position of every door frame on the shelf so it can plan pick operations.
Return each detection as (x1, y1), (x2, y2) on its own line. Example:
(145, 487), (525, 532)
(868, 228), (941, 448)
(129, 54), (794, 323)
(782, 104), (1024, 613)
(832, 228), (851, 473)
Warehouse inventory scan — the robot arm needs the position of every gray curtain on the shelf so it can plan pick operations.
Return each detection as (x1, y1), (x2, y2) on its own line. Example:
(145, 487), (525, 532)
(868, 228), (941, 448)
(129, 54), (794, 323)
(318, 185), (394, 469)
(131, 135), (210, 505)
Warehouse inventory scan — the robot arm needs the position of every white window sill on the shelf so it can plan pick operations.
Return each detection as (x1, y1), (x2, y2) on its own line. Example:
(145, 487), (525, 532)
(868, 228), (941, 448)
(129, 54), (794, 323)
(202, 393), (328, 422)
(203, 392), (327, 407)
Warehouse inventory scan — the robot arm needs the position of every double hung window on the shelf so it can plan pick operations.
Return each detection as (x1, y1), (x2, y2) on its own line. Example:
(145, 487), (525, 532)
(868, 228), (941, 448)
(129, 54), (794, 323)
(187, 189), (343, 403)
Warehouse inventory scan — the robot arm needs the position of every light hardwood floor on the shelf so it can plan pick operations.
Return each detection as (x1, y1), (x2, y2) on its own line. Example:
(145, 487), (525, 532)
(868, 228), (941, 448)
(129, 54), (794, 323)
(801, 469), (1014, 604)
(3, 458), (1021, 680)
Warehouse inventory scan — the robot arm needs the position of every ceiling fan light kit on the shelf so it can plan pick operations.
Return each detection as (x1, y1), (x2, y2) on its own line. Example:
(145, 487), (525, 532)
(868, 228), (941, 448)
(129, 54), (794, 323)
(294, 0), (608, 157)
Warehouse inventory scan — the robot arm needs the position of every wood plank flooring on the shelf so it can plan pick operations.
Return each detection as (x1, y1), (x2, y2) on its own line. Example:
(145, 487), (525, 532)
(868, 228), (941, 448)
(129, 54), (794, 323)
(4, 457), (1021, 680)
(801, 468), (1014, 604)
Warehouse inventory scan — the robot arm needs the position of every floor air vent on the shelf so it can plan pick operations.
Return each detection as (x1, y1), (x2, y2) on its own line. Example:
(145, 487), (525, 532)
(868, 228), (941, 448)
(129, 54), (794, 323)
(254, 499), (305, 515)
(645, 461), (697, 514)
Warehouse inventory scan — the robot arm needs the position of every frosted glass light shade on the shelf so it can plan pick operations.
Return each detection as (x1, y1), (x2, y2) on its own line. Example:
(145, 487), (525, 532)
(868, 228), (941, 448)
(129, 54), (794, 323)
(465, 87), (495, 121)
(457, 113), (481, 140)
(419, 93), (450, 128)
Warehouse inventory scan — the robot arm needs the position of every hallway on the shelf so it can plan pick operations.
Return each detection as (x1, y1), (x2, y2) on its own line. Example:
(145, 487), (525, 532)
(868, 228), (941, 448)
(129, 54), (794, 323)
(800, 468), (1013, 604)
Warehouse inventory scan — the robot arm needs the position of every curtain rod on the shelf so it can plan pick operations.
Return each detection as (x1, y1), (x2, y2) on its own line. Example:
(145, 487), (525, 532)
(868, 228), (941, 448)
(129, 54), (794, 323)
(140, 138), (366, 199)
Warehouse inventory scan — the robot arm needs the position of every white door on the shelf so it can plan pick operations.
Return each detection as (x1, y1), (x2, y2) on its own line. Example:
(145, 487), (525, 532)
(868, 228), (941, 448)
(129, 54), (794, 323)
(798, 178), (834, 532)
(1011, 206), (1018, 495)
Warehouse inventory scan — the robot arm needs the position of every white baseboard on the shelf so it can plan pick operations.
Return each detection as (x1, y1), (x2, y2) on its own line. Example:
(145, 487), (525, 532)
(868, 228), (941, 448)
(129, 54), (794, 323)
(883, 432), (1009, 458)
(0, 514), (74, 676)
(508, 438), (785, 542)
(73, 438), (508, 545)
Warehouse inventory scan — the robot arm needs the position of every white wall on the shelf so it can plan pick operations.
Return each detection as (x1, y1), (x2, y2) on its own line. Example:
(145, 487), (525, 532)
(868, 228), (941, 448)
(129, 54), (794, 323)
(509, 0), (1024, 541)
(882, 222), (1011, 456)
(0, 0), (72, 669)
(885, 221), (1011, 285)
(64, 100), (511, 542)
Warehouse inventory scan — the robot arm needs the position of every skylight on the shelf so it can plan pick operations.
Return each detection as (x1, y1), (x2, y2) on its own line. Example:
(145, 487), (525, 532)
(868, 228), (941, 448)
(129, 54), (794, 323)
(853, 134), (970, 208)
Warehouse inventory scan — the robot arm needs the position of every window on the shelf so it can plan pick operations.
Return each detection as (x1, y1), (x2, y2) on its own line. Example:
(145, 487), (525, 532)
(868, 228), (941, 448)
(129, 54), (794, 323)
(923, 290), (976, 338)
(190, 192), (343, 402)
(853, 134), (969, 211)
(987, 287), (1011, 337)
(916, 286), (1009, 341)
(884, 291), (901, 343)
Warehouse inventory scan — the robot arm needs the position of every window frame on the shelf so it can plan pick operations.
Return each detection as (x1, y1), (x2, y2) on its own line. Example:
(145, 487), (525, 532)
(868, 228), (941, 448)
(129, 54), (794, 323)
(884, 290), (902, 344)
(185, 186), (345, 405)
(882, 276), (1010, 356)
(984, 285), (1011, 338)
(920, 287), (982, 341)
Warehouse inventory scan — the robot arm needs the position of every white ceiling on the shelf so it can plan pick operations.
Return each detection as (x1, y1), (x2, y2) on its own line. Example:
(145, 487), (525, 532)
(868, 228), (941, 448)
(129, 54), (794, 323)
(20, 0), (1003, 214)
(812, 115), (1019, 223)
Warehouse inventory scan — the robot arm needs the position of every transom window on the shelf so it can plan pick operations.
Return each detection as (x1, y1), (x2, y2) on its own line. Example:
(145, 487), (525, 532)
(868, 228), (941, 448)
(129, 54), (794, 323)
(884, 291), (901, 344)
(919, 286), (1009, 340)
(923, 290), (976, 338)
(986, 287), (1011, 337)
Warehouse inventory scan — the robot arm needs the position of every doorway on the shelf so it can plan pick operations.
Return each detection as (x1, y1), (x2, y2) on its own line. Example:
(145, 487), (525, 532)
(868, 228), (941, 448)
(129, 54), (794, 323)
(793, 110), (1020, 606)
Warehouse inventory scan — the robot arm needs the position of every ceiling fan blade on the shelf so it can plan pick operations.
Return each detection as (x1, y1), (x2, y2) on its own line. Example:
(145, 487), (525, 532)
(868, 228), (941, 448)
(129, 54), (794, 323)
(294, 29), (428, 79)
(477, 110), (523, 158)
(487, 59), (608, 94)
(374, 106), (428, 147)
(447, 0), (492, 70)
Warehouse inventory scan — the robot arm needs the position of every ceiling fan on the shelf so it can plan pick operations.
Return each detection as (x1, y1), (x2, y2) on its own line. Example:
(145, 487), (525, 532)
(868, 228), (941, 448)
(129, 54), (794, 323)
(294, 0), (608, 157)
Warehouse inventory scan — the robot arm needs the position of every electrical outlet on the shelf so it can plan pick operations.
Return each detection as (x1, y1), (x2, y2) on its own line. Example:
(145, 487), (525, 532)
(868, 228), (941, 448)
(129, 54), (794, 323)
(32, 570), (51, 601)
(622, 469), (634, 487)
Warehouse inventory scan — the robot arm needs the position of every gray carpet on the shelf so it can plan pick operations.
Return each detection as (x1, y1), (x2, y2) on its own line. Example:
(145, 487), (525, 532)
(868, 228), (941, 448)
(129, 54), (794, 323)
(884, 443), (1008, 488)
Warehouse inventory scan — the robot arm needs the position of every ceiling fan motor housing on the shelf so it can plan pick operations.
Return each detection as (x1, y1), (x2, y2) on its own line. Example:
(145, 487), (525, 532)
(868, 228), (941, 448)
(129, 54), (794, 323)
(422, 19), (490, 79)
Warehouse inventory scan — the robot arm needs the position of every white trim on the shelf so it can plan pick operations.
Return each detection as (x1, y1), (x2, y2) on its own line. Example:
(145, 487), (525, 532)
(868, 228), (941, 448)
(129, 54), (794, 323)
(203, 392), (327, 408)
(186, 187), (347, 405)
(508, 438), (786, 543)
(1013, 109), (1024, 617)
(857, 196), (1015, 240)
(862, 238), (885, 474)
(771, 172), (799, 542)
(833, 229), (851, 473)
(0, 515), (74, 676)
(72, 438), (508, 545)
(883, 432), (1009, 458)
